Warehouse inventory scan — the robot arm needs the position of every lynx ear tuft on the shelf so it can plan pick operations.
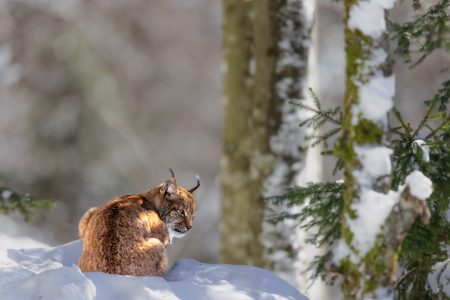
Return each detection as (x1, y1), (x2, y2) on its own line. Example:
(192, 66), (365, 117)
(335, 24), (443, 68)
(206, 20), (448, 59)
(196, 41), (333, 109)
(161, 177), (179, 197)
(188, 175), (201, 194)
(169, 168), (175, 178)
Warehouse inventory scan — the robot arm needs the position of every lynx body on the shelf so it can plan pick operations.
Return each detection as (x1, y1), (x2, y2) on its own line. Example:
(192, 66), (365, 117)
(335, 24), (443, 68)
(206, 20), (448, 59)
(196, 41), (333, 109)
(77, 171), (198, 277)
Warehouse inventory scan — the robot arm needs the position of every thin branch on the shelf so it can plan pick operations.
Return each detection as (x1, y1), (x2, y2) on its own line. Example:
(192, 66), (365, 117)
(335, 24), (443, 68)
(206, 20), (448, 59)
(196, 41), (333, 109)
(392, 106), (413, 141)
(396, 267), (417, 289)
(424, 115), (450, 140)
(412, 95), (438, 139)
(290, 101), (342, 126)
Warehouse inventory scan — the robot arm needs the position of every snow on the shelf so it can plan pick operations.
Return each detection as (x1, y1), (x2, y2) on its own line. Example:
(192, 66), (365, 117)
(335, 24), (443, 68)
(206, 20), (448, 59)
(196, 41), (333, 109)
(413, 140), (430, 163)
(348, 0), (396, 39)
(342, 159), (432, 259)
(275, 78), (295, 101)
(332, 238), (359, 265)
(0, 240), (308, 300)
(353, 145), (393, 188)
(250, 0), (326, 297)
(263, 162), (290, 197)
(355, 74), (395, 126)
(345, 189), (400, 257)
(1, 190), (12, 199)
(260, 0), (323, 295)
(428, 245), (450, 296)
(404, 170), (433, 200)
(372, 286), (394, 300)
(0, 232), (48, 258)
(3, 266), (96, 300)
(348, 0), (397, 129)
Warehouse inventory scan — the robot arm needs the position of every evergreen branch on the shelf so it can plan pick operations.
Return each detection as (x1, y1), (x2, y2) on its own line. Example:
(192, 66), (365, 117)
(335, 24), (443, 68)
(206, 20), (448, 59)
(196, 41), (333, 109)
(333, 158), (344, 176)
(320, 150), (335, 156)
(396, 267), (417, 289)
(424, 114), (450, 140)
(312, 128), (342, 148)
(428, 111), (446, 120)
(391, 131), (409, 140)
(290, 100), (342, 127)
(438, 80), (450, 112)
(422, 123), (434, 134)
(391, 126), (403, 133)
(412, 0), (421, 10)
(408, 54), (427, 69)
(391, 0), (450, 67)
(392, 106), (413, 141)
(272, 62), (450, 299)
(412, 95), (438, 138)
(0, 187), (55, 222)
(308, 88), (321, 110)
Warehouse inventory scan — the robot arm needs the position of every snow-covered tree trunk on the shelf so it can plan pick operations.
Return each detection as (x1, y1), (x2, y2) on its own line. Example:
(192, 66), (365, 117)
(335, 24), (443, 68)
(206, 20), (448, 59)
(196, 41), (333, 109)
(252, 0), (317, 287)
(332, 1), (433, 299)
(221, 0), (325, 295)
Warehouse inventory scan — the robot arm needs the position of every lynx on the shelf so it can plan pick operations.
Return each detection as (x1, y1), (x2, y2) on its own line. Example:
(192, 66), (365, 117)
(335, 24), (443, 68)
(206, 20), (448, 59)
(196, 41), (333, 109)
(77, 169), (199, 278)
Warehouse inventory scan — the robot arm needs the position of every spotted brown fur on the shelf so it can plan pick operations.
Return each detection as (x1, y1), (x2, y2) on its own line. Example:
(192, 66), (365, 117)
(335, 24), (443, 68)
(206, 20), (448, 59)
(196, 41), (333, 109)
(77, 172), (198, 278)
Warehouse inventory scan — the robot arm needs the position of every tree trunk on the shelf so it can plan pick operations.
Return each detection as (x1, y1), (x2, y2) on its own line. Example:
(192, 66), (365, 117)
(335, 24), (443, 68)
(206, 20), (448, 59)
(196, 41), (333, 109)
(221, 0), (262, 267)
(333, 1), (432, 299)
(221, 0), (324, 294)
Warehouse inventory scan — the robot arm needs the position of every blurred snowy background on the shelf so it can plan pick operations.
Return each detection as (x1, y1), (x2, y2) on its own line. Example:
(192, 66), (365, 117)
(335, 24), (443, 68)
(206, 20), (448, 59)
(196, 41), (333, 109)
(0, 0), (447, 268)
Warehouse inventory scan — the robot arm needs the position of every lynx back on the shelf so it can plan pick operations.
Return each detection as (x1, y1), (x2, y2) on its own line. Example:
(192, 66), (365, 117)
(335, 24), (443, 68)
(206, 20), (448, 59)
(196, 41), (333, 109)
(77, 170), (199, 278)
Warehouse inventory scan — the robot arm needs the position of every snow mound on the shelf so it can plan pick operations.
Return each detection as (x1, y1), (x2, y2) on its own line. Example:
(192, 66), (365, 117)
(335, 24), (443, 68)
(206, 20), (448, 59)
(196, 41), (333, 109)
(0, 240), (308, 300)
(0, 232), (49, 258)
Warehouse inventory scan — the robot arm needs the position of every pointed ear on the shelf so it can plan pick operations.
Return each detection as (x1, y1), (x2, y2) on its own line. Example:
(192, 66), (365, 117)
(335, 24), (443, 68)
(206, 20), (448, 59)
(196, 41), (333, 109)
(160, 177), (179, 198)
(188, 175), (201, 194)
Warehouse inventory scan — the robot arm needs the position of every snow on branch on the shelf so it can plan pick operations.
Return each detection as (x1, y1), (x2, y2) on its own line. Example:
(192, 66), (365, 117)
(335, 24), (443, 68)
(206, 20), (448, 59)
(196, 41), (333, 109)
(331, 171), (432, 268)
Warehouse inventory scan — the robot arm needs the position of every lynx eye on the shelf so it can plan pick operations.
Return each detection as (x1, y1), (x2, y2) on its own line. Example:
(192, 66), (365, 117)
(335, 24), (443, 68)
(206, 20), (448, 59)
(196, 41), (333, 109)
(178, 210), (185, 216)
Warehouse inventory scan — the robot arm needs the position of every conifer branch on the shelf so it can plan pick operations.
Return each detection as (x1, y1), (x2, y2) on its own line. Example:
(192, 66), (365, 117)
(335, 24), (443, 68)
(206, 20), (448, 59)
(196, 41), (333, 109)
(396, 267), (417, 289)
(412, 95), (438, 139)
(0, 187), (55, 222)
(424, 114), (450, 140)
(391, 0), (450, 67)
(392, 106), (413, 141)
(308, 88), (321, 111)
(289, 100), (342, 127)
(271, 77), (450, 298)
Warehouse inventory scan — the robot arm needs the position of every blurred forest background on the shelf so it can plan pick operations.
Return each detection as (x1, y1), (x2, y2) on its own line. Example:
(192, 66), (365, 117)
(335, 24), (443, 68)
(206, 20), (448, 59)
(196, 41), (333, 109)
(0, 0), (447, 273)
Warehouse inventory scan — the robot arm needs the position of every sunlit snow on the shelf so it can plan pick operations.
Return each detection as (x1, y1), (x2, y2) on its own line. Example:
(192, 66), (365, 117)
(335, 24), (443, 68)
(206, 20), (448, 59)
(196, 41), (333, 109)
(348, 0), (396, 39)
(336, 170), (432, 260)
(404, 170), (433, 200)
(413, 140), (430, 163)
(0, 240), (308, 300)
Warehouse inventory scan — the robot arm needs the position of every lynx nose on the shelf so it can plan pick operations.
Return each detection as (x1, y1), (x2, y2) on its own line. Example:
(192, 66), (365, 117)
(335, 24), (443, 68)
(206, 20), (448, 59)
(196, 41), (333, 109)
(186, 225), (192, 231)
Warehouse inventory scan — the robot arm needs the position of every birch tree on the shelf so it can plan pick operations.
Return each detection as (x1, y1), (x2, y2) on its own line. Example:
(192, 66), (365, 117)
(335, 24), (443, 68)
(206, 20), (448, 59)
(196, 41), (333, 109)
(221, 0), (324, 294)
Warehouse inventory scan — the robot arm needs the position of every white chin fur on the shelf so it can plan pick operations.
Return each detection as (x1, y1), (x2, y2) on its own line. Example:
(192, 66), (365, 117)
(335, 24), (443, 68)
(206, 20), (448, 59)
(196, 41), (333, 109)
(168, 227), (186, 244)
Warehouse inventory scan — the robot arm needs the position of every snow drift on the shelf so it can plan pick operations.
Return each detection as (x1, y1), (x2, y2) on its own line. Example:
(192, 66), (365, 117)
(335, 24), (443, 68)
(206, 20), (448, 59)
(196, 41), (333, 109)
(0, 240), (308, 300)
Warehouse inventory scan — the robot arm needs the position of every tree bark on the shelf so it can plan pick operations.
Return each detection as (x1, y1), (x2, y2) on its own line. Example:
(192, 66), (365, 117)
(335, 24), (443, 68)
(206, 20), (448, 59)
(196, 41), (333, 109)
(221, 0), (262, 266)
(333, 1), (432, 299)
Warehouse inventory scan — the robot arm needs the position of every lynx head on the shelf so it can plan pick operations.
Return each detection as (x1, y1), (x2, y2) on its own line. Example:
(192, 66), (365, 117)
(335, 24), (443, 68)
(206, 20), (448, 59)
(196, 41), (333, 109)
(157, 169), (199, 243)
